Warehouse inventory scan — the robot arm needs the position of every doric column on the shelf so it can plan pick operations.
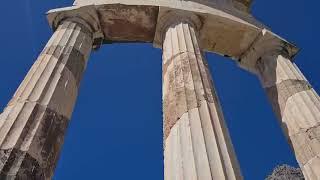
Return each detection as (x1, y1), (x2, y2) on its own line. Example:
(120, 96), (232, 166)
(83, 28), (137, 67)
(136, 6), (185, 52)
(0, 18), (94, 179)
(160, 12), (242, 180)
(240, 29), (320, 179)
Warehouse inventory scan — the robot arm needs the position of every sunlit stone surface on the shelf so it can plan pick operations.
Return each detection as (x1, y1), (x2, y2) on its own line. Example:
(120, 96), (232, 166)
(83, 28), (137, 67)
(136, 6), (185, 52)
(257, 54), (320, 179)
(0, 0), (318, 179)
(0, 20), (93, 179)
(240, 30), (320, 179)
(161, 13), (242, 180)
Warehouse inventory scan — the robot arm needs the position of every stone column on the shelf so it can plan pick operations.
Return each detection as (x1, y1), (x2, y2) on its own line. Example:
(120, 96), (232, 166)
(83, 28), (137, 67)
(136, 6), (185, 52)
(161, 13), (242, 180)
(256, 51), (320, 179)
(0, 19), (93, 179)
(240, 30), (320, 179)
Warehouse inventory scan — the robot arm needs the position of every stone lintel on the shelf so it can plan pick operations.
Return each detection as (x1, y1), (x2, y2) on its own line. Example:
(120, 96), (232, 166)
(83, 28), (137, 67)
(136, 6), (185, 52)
(47, 5), (104, 49)
(74, 0), (254, 13)
(239, 29), (299, 74)
(48, 1), (267, 58)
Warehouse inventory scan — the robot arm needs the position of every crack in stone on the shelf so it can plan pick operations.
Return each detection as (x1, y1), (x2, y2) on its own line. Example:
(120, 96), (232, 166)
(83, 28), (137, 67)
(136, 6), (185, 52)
(164, 99), (212, 141)
(306, 124), (320, 140)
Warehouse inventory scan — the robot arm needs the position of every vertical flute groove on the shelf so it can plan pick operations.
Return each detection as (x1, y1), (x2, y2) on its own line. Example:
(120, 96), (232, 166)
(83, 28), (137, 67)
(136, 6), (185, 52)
(0, 20), (93, 179)
(257, 54), (320, 179)
(163, 21), (242, 180)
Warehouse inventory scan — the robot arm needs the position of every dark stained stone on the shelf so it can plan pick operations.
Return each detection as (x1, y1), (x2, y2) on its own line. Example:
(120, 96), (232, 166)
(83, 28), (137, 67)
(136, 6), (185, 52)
(64, 47), (86, 86)
(41, 45), (86, 86)
(98, 5), (158, 42)
(39, 107), (69, 178)
(0, 149), (45, 180)
(0, 104), (69, 180)
(0, 20), (91, 179)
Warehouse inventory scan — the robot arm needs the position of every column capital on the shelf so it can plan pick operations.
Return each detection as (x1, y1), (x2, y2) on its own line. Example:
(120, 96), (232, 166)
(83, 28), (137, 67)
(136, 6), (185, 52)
(154, 9), (202, 48)
(47, 5), (104, 50)
(238, 29), (299, 74)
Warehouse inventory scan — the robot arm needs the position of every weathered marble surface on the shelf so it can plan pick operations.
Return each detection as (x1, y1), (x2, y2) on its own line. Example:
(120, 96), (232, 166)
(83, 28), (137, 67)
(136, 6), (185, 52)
(257, 54), (320, 180)
(0, 20), (93, 179)
(48, 0), (266, 59)
(162, 14), (242, 180)
(74, 0), (253, 12)
(1, 0), (312, 179)
(240, 30), (320, 180)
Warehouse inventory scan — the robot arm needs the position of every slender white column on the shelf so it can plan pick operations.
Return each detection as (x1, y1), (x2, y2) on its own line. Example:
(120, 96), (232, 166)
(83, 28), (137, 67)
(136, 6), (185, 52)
(0, 19), (93, 179)
(256, 52), (320, 180)
(162, 16), (242, 180)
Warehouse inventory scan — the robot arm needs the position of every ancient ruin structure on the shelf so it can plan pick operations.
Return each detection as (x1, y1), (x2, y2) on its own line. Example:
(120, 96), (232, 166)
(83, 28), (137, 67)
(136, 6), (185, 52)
(0, 0), (319, 179)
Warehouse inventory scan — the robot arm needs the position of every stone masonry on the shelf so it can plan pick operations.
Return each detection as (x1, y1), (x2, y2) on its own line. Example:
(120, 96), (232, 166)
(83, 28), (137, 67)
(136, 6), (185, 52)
(0, 0), (319, 179)
(257, 52), (320, 179)
(0, 19), (93, 179)
(240, 29), (320, 179)
(161, 12), (242, 180)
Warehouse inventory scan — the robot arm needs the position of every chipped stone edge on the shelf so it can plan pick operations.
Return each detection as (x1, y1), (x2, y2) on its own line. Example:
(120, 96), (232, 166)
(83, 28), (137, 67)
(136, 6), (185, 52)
(153, 4), (264, 49)
(238, 29), (299, 74)
(47, 1), (266, 52)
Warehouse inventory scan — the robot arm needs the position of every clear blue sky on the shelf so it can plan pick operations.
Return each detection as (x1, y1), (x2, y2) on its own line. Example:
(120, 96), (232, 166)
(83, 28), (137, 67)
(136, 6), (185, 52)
(0, 0), (319, 179)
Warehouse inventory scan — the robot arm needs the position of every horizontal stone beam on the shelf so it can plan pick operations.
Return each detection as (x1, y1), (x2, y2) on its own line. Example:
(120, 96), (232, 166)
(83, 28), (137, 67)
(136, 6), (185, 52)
(73, 0), (254, 13)
(47, 0), (297, 60)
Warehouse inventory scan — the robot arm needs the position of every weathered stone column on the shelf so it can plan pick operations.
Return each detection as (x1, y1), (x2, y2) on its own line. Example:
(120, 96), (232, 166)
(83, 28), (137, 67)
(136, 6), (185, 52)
(161, 13), (242, 180)
(240, 30), (320, 179)
(0, 19), (94, 179)
(257, 53), (320, 179)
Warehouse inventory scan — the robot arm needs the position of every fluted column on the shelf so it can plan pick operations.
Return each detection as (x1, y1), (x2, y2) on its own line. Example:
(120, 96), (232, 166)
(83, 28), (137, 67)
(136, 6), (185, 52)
(256, 51), (320, 179)
(0, 19), (93, 179)
(161, 14), (242, 180)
